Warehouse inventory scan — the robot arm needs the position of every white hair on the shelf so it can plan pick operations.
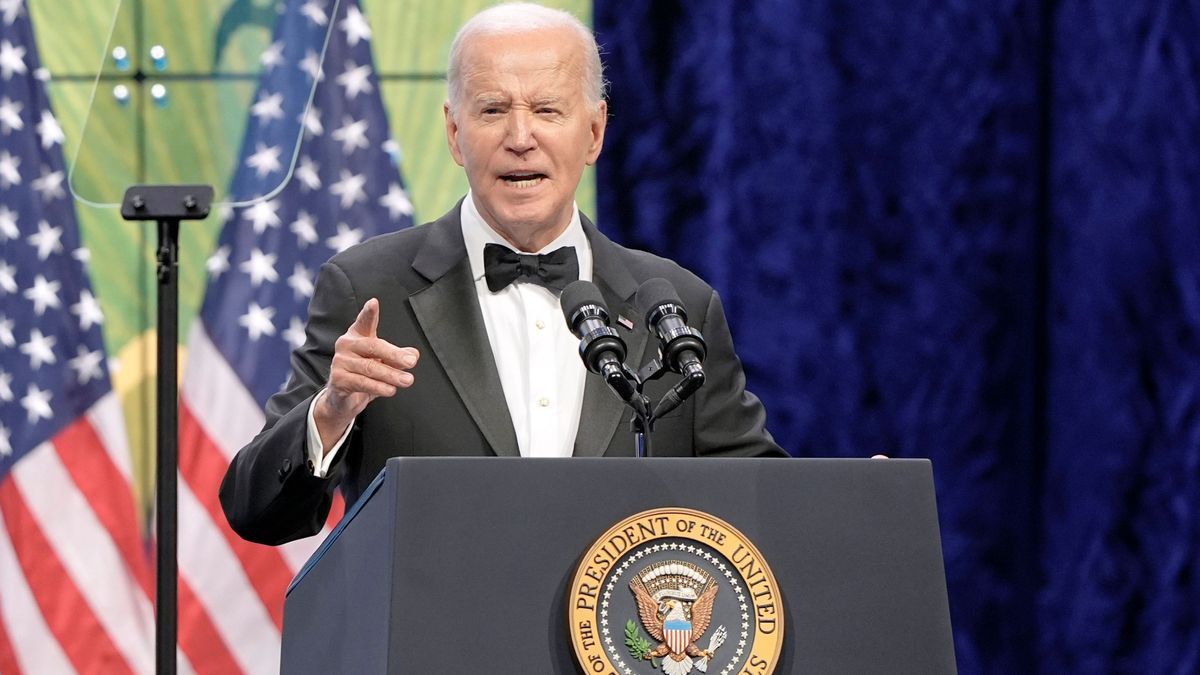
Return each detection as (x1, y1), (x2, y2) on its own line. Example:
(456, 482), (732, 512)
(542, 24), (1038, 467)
(446, 2), (606, 111)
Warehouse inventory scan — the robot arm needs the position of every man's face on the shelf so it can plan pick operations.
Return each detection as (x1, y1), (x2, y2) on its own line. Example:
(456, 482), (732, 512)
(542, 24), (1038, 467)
(445, 27), (606, 249)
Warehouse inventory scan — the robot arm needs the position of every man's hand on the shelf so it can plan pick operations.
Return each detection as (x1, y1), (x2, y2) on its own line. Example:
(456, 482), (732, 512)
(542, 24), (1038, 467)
(313, 298), (419, 453)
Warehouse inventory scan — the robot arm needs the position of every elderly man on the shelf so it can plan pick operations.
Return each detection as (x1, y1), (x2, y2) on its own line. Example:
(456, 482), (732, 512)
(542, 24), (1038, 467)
(220, 2), (784, 545)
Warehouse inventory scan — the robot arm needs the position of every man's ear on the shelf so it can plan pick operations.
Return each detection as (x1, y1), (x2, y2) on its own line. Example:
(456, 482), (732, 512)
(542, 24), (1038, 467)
(444, 101), (465, 167)
(585, 100), (607, 166)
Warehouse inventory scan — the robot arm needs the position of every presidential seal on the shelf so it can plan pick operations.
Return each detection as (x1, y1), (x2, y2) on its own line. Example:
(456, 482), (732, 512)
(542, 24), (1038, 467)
(569, 508), (783, 675)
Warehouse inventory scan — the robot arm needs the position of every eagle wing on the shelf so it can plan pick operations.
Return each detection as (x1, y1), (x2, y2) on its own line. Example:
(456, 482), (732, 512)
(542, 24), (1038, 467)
(690, 582), (719, 637)
(629, 578), (664, 642)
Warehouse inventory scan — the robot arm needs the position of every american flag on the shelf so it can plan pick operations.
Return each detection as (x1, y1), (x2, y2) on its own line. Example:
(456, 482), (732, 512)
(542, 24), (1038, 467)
(0, 1), (156, 673)
(177, 0), (414, 671)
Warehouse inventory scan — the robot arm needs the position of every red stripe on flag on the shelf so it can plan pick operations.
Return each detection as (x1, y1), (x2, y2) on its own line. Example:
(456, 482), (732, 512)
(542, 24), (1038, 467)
(180, 403), (293, 629)
(51, 418), (153, 596)
(0, 608), (22, 675)
(0, 479), (134, 675)
(176, 576), (244, 675)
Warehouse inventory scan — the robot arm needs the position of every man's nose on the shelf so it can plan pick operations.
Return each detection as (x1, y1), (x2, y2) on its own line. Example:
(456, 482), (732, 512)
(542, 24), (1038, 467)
(504, 111), (537, 154)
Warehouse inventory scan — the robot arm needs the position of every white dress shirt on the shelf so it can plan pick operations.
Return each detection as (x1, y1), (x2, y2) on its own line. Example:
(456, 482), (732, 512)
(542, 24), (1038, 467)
(306, 195), (593, 474)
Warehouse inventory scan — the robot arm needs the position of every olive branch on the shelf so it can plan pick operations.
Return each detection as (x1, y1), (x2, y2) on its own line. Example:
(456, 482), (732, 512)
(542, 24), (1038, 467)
(625, 620), (660, 668)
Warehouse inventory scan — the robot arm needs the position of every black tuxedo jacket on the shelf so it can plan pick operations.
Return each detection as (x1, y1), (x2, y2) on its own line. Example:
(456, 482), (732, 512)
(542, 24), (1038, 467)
(220, 205), (784, 544)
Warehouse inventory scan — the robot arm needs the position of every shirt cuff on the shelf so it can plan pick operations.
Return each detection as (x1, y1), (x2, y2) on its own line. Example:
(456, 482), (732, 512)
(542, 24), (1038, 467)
(306, 389), (354, 478)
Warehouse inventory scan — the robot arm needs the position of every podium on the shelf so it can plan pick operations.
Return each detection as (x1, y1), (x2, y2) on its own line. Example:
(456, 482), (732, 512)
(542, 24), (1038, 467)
(281, 457), (956, 674)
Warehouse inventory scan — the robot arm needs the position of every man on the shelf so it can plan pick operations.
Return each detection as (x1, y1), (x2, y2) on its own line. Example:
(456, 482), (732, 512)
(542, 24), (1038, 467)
(220, 2), (784, 546)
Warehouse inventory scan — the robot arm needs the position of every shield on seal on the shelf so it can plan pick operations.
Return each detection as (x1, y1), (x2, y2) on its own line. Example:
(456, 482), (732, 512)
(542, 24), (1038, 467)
(664, 619), (692, 655)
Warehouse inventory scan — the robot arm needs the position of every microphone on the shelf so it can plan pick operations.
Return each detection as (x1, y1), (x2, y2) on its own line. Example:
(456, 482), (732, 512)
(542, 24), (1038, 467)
(637, 279), (707, 419)
(560, 280), (638, 405)
(637, 278), (706, 382)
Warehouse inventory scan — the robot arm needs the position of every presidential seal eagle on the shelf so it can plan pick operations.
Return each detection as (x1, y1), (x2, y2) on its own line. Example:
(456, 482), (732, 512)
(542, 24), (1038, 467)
(630, 562), (726, 675)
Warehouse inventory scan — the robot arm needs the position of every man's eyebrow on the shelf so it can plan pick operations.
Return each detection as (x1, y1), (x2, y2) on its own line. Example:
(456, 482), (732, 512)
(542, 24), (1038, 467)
(472, 95), (510, 108)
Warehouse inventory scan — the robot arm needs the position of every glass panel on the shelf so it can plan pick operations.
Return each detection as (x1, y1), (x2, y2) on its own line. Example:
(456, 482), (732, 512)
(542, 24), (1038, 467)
(68, 0), (341, 208)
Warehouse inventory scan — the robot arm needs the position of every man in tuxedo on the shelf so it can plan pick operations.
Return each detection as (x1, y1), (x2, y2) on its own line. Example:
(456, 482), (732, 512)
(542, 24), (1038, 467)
(220, 2), (785, 546)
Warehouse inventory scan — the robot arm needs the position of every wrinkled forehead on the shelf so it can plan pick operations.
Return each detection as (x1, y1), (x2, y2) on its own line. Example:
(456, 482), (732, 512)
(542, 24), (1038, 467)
(457, 28), (587, 101)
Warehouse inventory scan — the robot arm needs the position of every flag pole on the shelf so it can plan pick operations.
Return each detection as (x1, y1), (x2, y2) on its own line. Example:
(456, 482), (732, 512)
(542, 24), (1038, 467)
(121, 185), (213, 675)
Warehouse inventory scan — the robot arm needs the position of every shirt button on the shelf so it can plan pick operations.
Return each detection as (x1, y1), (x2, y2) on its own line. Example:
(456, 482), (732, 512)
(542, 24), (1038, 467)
(538, 397), (550, 407)
(535, 319), (546, 330)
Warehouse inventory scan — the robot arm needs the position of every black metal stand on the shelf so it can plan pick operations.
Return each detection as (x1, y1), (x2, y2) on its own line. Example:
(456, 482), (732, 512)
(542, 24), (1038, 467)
(632, 411), (652, 458)
(121, 185), (213, 675)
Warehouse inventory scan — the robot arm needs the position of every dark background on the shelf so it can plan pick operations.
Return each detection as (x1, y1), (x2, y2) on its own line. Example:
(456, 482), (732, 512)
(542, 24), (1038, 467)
(594, 1), (1200, 672)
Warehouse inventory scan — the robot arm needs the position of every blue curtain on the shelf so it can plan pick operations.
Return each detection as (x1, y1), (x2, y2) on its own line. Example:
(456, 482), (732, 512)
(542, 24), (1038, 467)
(594, 1), (1200, 672)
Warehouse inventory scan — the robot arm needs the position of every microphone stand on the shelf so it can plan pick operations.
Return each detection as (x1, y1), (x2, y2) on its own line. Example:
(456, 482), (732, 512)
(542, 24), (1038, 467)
(630, 393), (654, 458)
(120, 184), (213, 675)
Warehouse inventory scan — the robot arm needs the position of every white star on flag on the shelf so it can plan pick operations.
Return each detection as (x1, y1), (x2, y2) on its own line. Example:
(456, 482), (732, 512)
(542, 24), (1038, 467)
(300, 0), (327, 26)
(282, 316), (307, 349)
(0, 0), (22, 26)
(243, 198), (282, 233)
(0, 204), (17, 240)
(295, 156), (321, 190)
(68, 346), (105, 384)
(206, 245), (231, 279)
(300, 48), (323, 81)
(287, 262), (314, 299)
(19, 327), (56, 369)
(302, 106), (323, 137)
(0, 150), (20, 187)
(0, 371), (11, 401)
(326, 223), (364, 252)
(380, 183), (413, 219)
(20, 383), (52, 423)
(70, 289), (104, 330)
(72, 246), (91, 265)
(331, 116), (369, 154)
(335, 61), (373, 99)
(23, 274), (61, 315)
(0, 425), (9, 457)
(251, 91), (285, 124)
(339, 6), (371, 45)
(0, 315), (13, 345)
(0, 96), (22, 133)
(289, 210), (318, 247)
(26, 219), (62, 259)
(382, 138), (401, 163)
(260, 41), (285, 71)
(238, 302), (276, 341)
(35, 109), (62, 148)
(245, 142), (282, 177)
(329, 169), (366, 207)
(239, 248), (279, 287)
(0, 39), (27, 80)
(31, 166), (64, 200)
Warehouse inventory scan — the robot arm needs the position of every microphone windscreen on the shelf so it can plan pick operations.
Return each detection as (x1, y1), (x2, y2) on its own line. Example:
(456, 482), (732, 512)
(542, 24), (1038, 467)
(560, 280), (607, 322)
(636, 278), (682, 324)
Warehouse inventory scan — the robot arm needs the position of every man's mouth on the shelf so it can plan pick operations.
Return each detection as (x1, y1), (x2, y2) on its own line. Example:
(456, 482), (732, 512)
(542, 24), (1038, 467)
(500, 172), (547, 189)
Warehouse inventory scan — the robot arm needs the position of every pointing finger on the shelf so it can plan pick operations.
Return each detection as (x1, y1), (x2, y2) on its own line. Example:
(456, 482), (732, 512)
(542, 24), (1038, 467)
(351, 298), (380, 338)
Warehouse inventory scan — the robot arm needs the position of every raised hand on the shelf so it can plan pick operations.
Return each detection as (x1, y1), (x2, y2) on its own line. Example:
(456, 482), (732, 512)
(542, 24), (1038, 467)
(313, 298), (419, 452)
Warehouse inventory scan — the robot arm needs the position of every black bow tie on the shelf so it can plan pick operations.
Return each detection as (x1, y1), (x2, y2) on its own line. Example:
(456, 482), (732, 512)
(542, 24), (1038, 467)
(483, 243), (579, 292)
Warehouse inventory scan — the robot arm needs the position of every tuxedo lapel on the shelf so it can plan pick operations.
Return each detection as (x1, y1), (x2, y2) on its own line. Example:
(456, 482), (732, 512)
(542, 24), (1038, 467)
(573, 218), (648, 458)
(408, 212), (520, 457)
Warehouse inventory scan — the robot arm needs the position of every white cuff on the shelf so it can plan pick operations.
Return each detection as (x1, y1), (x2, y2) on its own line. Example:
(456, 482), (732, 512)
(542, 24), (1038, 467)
(306, 389), (354, 478)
